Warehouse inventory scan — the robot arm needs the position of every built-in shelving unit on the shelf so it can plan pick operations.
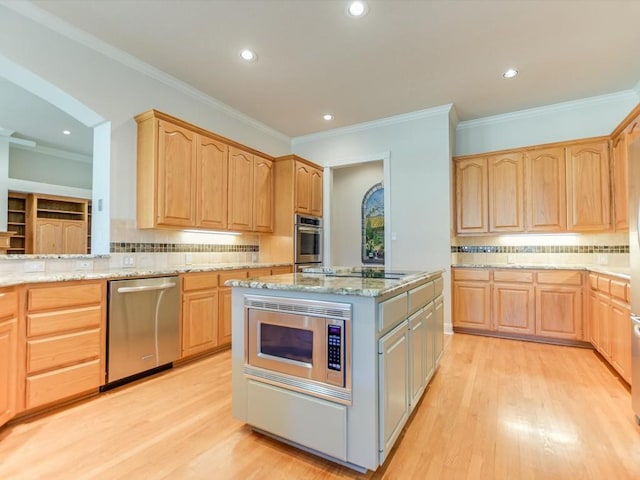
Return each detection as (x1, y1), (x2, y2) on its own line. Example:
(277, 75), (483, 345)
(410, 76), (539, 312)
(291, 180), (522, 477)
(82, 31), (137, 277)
(7, 192), (27, 254)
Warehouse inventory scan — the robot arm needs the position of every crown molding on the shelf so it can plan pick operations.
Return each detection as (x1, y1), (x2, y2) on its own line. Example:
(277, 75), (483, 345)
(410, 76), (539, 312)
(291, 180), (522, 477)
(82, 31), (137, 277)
(11, 141), (92, 163)
(292, 104), (453, 145)
(456, 90), (638, 131)
(1, 1), (290, 144)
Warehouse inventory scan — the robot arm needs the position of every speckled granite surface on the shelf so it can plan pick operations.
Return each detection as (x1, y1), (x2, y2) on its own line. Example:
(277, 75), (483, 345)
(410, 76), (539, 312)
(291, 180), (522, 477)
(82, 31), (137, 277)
(0, 262), (290, 288)
(451, 264), (630, 280)
(225, 270), (444, 297)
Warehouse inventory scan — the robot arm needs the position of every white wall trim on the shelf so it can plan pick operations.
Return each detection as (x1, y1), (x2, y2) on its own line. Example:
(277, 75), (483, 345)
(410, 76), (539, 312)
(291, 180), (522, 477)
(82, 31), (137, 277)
(1, 1), (290, 144)
(633, 81), (640, 99)
(11, 142), (92, 164)
(292, 104), (453, 146)
(323, 151), (392, 269)
(456, 89), (638, 131)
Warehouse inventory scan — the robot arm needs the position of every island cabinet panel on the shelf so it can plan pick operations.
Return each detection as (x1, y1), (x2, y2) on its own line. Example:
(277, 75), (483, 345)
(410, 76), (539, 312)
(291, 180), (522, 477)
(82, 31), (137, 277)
(525, 147), (566, 232)
(488, 152), (524, 232)
(0, 287), (18, 427)
(378, 292), (408, 333)
(455, 157), (488, 234)
(379, 320), (410, 464)
(181, 272), (220, 358)
(196, 135), (228, 229)
(408, 309), (427, 410)
(23, 280), (106, 411)
(565, 140), (611, 232)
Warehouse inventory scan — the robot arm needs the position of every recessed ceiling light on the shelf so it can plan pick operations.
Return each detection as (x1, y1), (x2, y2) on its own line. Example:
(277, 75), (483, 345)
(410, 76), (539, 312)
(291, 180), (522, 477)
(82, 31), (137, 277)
(240, 49), (257, 61)
(323, 114), (334, 121)
(62, 130), (71, 135)
(347, 1), (368, 17)
(502, 68), (518, 79)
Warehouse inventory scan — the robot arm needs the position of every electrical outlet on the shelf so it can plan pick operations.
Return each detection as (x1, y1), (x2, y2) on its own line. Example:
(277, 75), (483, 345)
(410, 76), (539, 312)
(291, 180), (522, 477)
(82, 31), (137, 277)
(74, 260), (93, 271)
(597, 253), (609, 265)
(184, 253), (193, 265)
(507, 254), (516, 264)
(122, 256), (135, 268)
(24, 260), (45, 273)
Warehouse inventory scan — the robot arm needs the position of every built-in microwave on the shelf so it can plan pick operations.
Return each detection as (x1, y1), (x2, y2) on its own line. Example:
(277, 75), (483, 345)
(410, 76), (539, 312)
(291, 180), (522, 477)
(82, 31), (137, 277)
(294, 214), (323, 265)
(244, 294), (352, 405)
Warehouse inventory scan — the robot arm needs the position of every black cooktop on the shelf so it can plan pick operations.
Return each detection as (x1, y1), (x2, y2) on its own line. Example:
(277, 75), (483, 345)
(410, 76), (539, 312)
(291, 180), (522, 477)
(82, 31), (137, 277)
(326, 267), (413, 279)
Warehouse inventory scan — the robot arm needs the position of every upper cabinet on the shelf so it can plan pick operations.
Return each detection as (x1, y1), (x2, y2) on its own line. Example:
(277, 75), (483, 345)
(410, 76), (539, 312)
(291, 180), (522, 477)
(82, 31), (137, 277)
(136, 109), (273, 233)
(611, 133), (628, 231)
(565, 140), (610, 232)
(295, 160), (323, 217)
(454, 137), (611, 235)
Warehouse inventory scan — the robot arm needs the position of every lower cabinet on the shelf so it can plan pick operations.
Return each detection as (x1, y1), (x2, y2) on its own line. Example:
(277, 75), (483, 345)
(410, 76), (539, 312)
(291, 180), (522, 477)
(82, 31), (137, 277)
(24, 280), (106, 411)
(453, 268), (584, 342)
(181, 272), (220, 358)
(408, 309), (428, 409)
(218, 270), (249, 347)
(0, 287), (18, 427)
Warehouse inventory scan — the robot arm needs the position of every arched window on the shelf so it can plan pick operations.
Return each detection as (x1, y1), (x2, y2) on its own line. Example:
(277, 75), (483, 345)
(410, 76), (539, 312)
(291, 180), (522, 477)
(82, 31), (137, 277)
(362, 182), (384, 264)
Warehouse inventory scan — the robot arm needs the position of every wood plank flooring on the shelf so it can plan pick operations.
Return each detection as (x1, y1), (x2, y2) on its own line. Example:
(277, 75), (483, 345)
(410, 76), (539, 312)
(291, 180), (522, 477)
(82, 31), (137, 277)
(1, 333), (639, 479)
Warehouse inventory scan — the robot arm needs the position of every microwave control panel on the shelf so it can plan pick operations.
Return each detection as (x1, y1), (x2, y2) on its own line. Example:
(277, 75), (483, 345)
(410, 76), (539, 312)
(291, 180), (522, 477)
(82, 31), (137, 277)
(327, 324), (342, 371)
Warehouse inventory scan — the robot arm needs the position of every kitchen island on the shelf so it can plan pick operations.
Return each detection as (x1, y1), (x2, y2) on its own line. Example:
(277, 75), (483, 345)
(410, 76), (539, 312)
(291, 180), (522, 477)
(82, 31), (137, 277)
(228, 268), (444, 473)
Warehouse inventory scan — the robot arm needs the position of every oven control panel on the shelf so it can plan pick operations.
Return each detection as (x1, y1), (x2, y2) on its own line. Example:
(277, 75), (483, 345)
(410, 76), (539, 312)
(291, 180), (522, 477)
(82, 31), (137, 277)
(327, 324), (342, 371)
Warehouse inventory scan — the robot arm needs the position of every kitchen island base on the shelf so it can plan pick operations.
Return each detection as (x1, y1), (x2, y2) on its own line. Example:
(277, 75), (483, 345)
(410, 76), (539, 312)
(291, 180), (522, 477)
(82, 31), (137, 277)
(230, 269), (445, 473)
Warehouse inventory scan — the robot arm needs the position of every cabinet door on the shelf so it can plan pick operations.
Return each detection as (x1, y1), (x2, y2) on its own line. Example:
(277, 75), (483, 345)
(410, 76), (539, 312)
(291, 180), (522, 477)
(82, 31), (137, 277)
(525, 147), (566, 232)
(535, 286), (583, 340)
(455, 157), (488, 234)
(228, 147), (254, 231)
(488, 152), (524, 232)
(379, 320), (409, 463)
(217, 270), (248, 346)
(0, 318), (17, 427)
(610, 299), (631, 383)
(424, 302), (435, 382)
(197, 135), (228, 229)
(589, 291), (600, 349)
(493, 283), (535, 335)
(182, 290), (219, 358)
(310, 167), (323, 217)
(566, 140), (610, 232)
(295, 162), (311, 214)
(253, 155), (274, 232)
(434, 295), (444, 364)
(408, 310), (426, 410)
(612, 133), (629, 231)
(452, 281), (490, 330)
(35, 219), (62, 254)
(62, 221), (87, 254)
(157, 120), (197, 227)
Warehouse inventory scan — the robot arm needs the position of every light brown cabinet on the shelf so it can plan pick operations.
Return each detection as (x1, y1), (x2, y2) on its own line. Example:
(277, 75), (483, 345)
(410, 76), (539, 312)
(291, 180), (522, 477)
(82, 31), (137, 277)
(492, 271), (535, 335)
(23, 281), (106, 411)
(452, 269), (491, 330)
(136, 109), (273, 233)
(588, 272), (631, 384)
(218, 270), (249, 347)
(454, 157), (488, 234)
(0, 287), (18, 427)
(565, 140), (610, 232)
(295, 161), (323, 217)
(525, 147), (566, 232)
(535, 271), (583, 341)
(181, 272), (220, 358)
(488, 152), (524, 232)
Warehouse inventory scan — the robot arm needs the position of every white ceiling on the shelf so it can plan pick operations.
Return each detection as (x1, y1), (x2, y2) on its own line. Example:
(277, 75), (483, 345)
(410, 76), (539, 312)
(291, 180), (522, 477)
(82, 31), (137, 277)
(18, 1), (640, 138)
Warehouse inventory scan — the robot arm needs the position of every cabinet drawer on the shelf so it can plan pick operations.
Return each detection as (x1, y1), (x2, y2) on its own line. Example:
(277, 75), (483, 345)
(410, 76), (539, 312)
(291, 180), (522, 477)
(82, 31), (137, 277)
(28, 282), (103, 311)
(379, 292), (408, 332)
(27, 305), (102, 337)
(453, 269), (490, 281)
(433, 276), (444, 297)
(0, 289), (17, 318)
(271, 266), (292, 275)
(536, 270), (582, 286)
(596, 276), (610, 294)
(589, 273), (598, 290)
(219, 270), (248, 286)
(610, 279), (628, 302)
(248, 268), (272, 278)
(27, 329), (101, 373)
(182, 272), (219, 292)
(408, 282), (434, 314)
(26, 359), (101, 409)
(493, 270), (534, 283)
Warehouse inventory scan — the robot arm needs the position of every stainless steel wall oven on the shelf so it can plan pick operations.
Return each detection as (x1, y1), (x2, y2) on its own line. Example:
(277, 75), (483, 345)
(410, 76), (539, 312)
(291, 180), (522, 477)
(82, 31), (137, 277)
(244, 294), (352, 405)
(294, 214), (323, 266)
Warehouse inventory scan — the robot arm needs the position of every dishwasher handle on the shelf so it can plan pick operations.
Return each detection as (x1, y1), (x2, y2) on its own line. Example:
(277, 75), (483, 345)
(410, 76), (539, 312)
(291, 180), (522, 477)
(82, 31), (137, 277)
(117, 282), (177, 294)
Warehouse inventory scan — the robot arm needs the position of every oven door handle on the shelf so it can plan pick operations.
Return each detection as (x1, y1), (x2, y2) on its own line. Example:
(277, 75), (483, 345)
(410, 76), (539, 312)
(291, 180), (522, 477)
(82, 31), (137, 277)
(297, 225), (321, 233)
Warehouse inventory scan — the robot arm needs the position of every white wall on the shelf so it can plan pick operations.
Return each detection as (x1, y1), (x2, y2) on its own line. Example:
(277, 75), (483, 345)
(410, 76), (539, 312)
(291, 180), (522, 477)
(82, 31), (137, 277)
(331, 162), (383, 266)
(0, 5), (290, 242)
(455, 90), (640, 157)
(292, 106), (453, 332)
(9, 145), (92, 189)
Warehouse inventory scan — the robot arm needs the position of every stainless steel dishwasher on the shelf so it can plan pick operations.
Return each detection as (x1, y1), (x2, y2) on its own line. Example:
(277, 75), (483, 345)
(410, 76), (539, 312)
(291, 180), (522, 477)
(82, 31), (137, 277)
(106, 276), (180, 385)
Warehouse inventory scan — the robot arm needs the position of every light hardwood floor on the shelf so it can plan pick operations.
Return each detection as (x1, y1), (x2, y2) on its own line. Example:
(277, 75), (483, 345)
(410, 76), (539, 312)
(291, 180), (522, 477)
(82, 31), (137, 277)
(1, 333), (639, 479)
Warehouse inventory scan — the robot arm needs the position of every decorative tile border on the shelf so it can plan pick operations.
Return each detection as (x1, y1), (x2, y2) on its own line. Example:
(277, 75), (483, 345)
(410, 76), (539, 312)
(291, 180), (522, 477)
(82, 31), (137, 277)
(110, 242), (259, 253)
(451, 245), (629, 254)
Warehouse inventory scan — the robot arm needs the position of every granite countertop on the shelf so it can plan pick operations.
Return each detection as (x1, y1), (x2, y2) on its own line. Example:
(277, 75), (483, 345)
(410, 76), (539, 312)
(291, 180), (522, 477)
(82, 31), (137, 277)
(0, 262), (290, 288)
(451, 263), (630, 280)
(225, 269), (444, 297)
